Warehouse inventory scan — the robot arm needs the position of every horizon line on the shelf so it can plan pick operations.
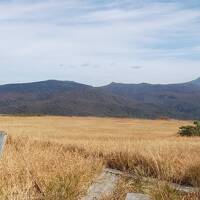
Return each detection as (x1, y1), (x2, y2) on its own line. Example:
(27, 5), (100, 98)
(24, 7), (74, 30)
(0, 77), (199, 87)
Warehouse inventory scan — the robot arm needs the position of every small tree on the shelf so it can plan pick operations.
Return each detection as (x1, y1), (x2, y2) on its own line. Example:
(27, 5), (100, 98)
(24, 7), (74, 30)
(194, 121), (200, 128)
(178, 121), (200, 136)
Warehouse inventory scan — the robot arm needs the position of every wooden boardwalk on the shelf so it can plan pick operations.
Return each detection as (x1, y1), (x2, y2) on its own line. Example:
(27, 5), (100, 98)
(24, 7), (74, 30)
(81, 168), (199, 200)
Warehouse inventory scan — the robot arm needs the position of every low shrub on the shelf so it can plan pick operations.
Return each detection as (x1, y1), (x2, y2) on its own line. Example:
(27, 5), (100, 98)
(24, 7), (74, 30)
(178, 121), (200, 136)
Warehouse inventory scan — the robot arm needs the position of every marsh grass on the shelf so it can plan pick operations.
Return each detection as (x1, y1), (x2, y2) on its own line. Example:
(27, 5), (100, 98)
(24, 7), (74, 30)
(0, 116), (199, 199)
(0, 135), (103, 199)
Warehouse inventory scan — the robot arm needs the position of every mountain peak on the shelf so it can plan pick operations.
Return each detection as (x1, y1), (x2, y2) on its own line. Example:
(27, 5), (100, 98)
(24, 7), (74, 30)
(190, 77), (200, 85)
(109, 82), (118, 85)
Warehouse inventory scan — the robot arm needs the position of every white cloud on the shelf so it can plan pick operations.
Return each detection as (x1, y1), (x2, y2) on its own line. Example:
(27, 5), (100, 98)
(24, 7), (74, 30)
(0, 0), (199, 85)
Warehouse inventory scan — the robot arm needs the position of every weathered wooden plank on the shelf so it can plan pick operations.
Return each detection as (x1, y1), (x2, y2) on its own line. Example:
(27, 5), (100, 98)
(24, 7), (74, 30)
(0, 132), (7, 156)
(105, 168), (199, 193)
(81, 169), (119, 200)
(125, 193), (150, 200)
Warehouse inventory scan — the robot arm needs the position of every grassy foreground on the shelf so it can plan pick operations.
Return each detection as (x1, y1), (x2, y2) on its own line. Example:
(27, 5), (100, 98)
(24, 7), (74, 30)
(0, 116), (200, 199)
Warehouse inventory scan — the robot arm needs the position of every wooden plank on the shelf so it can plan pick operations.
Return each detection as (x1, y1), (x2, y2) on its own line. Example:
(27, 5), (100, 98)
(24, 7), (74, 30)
(81, 169), (119, 200)
(0, 132), (7, 156)
(105, 168), (199, 193)
(125, 193), (150, 200)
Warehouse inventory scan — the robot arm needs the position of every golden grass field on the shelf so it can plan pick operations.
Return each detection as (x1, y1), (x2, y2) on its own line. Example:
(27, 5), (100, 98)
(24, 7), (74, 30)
(0, 116), (200, 199)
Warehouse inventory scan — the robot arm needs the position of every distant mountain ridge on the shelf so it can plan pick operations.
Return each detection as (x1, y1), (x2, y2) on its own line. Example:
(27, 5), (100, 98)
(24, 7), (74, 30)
(0, 78), (200, 119)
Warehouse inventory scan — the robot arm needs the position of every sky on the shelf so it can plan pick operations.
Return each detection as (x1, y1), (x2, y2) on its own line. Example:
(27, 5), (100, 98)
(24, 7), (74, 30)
(0, 0), (200, 86)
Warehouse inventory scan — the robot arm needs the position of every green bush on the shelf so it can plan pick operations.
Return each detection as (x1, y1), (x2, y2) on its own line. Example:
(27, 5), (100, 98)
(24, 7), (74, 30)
(178, 121), (200, 136)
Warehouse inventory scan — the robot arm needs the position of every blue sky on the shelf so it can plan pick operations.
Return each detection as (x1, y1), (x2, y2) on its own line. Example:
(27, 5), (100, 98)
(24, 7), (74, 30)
(0, 0), (200, 85)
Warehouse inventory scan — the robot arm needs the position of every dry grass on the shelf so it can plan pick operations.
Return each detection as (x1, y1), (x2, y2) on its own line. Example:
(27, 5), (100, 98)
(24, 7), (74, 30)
(0, 136), (103, 199)
(101, 177), (200, 200)
(0, 116), (199, 199)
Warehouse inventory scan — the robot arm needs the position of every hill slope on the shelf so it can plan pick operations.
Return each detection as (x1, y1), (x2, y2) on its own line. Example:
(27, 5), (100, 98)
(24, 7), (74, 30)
(0, 80), (151, 117)
(101, 78), (200, 119)
(0, 78), (200, 119)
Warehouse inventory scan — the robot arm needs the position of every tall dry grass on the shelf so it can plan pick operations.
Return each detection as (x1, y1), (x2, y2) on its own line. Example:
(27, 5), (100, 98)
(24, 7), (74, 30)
(0, 135), (103, 199)
(0, 116), (199, 199)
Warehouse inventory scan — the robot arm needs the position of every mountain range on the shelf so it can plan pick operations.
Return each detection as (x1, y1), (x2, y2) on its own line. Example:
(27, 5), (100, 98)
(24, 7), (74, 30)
(0, 78), (200, 119)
